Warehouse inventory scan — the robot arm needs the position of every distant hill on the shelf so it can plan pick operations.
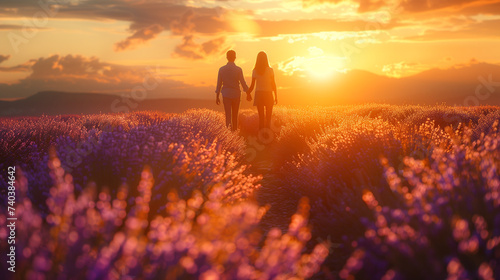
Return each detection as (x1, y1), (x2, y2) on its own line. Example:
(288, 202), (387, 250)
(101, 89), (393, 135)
(285, 62), (500, 106)
(0, 91), (253, 116)
(1, 63), (499, 116)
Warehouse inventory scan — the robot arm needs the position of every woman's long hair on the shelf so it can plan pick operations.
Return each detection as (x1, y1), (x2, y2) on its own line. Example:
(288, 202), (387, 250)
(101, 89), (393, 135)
(254, 51), (270, 75)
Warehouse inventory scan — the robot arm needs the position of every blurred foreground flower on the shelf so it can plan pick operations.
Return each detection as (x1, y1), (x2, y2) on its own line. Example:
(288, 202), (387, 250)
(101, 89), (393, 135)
(341, 122), (500, 279)
(0, 156), (328, 279)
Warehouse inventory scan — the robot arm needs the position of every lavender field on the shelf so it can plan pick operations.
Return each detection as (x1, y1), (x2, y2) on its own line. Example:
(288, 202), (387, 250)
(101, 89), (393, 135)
(1, 105), (499, 279)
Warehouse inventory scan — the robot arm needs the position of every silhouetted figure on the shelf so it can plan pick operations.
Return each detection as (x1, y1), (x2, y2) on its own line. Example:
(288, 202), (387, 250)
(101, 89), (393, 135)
(246, 51), (277, 129)
(215, 50), (249, 131)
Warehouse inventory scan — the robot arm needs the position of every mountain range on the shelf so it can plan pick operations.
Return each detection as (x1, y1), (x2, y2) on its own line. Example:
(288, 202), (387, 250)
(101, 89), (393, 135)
(0, 92), (240, 116)
(285, 62), (500, 106)
(1, 63), (499, 116)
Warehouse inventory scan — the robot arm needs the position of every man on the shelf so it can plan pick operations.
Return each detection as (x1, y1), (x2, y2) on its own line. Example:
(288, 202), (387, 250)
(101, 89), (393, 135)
(215, 50), (249, 131)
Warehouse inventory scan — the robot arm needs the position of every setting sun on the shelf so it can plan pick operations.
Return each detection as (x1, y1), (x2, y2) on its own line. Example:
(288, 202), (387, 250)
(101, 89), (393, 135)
(306, 47), (345, 79)
(306, 55), (346, 80)
(277, 46), (347, 80)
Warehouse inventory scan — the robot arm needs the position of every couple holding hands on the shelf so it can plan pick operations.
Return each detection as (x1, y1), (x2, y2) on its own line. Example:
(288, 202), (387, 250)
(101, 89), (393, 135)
(215, 50), (277, 131)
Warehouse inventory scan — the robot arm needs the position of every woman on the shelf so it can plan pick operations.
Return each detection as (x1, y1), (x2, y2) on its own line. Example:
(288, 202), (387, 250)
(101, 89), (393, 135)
(246, 51), (277, 129)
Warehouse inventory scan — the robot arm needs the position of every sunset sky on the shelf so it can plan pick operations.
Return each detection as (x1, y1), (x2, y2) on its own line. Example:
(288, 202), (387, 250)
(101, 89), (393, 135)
(1, 0), (500, 100)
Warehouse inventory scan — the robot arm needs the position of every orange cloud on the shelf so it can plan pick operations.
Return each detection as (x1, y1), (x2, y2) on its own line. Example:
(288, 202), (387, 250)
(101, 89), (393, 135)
(0, 55), (10, 64)
(25, 54), (155, 84)
(0, 24), (24, 30)
(301, 0), (500, 13)
(114, 24), (164, 51)
(382, 61), (427, 77)
(173, 36), (227, 60)
(402, 18), (500, 41)
(255, 18), (401, 37)
(0, 1), (228, 53)
(303, 0), (388, 12)
(170, 10), (229, 60)
(171, 10), (196, 36)
(0, 55), (31, 72)
(401, 0), (490, 12)
(2, 0), (500, 62)
(0, 54), (212, 99)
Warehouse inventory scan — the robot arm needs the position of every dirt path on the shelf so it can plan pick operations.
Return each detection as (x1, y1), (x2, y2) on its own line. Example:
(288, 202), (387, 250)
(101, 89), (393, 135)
(245, 142), (299, 234)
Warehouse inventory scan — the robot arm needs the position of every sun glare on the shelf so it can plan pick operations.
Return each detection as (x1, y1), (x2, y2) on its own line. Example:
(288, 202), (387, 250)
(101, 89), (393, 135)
(306, 58), (339, 79)
(277, 46), (348, 80)
(305, 47), (346, 80)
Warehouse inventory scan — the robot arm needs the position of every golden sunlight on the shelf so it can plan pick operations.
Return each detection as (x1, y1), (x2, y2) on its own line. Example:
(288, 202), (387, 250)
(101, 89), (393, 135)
(279, 46), (347, 80)
(306, 56), (342, 80)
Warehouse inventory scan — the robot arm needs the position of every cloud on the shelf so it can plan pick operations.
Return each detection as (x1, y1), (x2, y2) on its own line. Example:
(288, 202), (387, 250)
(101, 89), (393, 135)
(173, 35), (227, 60)
(201, 36), (227, 55)
(114, 24), (164, 51)
(403, 19), (500, 41)
(457, 1), (500, 15)
(0, 0), (401, 53)
(0, 24), (24, 30)
(0, 55), (32, 72)
(2, 0), (499, 59)
(382, 61), (426, 77)
(303, 0), (388, 12)
(0, 0), (228, 54)
(0, 54), (211, 99)
(0, 65), (30, 73)
(171, 10), (196, 36)
(170, 10), (228, 60)
(400, 0), (483, 13)
(23, 54), (169, 84)
(0, 55), (10, 64)
(301, 0), (500, 14)
(255, 18), (401, 37)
